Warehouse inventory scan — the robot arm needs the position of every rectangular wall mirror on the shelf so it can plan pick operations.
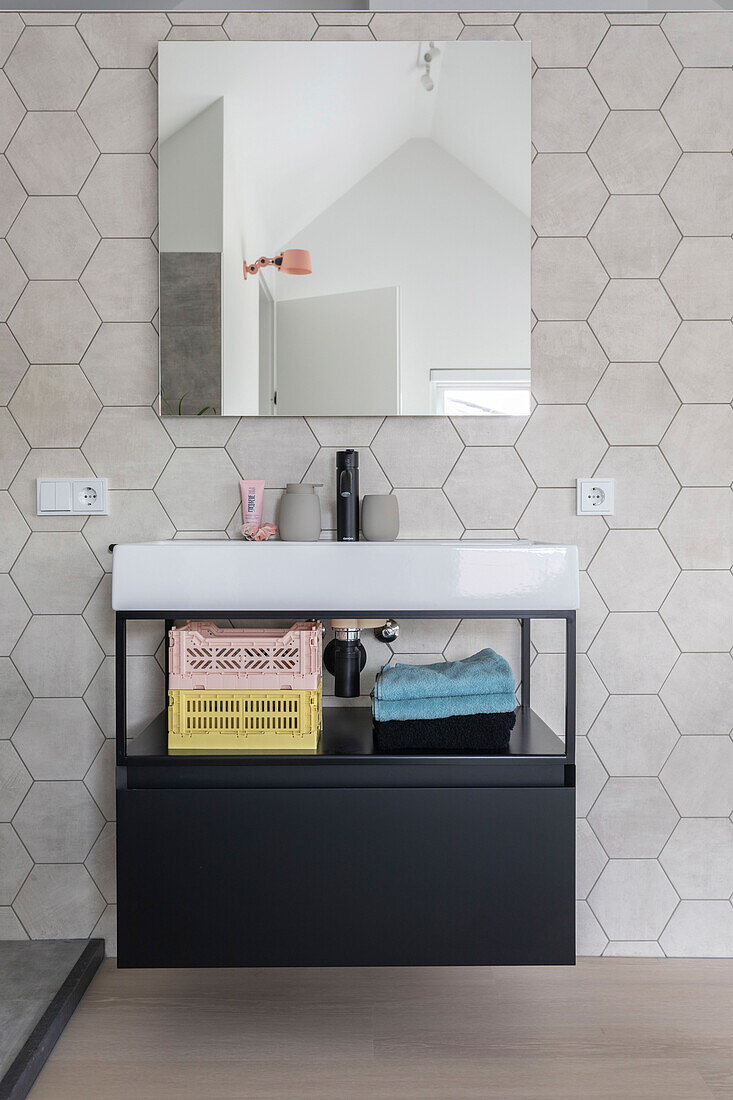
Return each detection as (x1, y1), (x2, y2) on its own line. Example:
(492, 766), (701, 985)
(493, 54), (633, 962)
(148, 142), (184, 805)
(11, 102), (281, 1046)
(158, 41), (531, 417)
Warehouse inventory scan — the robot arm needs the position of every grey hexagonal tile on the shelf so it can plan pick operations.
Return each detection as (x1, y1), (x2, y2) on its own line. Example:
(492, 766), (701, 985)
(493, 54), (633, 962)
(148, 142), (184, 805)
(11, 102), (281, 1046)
(13, 863), (104, 938)
(223, 11), (316, 39)
(371, 418), (463, 488)
(83, 736), (115, 815)
(444, 447), (533, 528)
(590, 530), (678, 613)
(14, 780), (103, 862)
(589, 695), (678, 777)
(80, 154), (157, 238)
(0, 409), (30, 489)
(0, 241), (27, 322)
(531, 154), (608, 237)
(589, 613), (678, 694)
(576, 819), (607, 901)
(164, 416), (238, 449)
(662, 154), (733, 238)
(661, 819), (733, 902)
(155, 448), (240, 530)
(11, 615), (102, 696)
(589, 281), (679, 362)
(662, 69), (733, 153)
(166, 24), (229, 41)
(389, 489), (462, 540)
(531, 652), (608, 741)
(458, 25), (517, 42)
(661, 405), (733, 487)
(11, 532), (102, 614)
(0, 658), (31, 738)
(0, 575), (30, 655)
(604, 942), (667, 959)
(576, 900), (608, 956)
(9, 282), (99, 364)
(661, 572), (733, 653)
(0, 824), (31, 904)
(516, 488), (607, 569)
(0, 740), (31, 820)
(0, 324), (28, 405)
(7, 196), (99, 280)
(83, 407), (174, 490)
(0, 492), (29, 571)
(662, 322), (733, 405)
(531, 322), (607, 405)
(517, 13), (607, 66)
(450, 415), (527, 447)
(4, 26), (96, 110)
(305, 417), (382, 448)
(82, 490), (174, 571)
(662, 12), (733, 66)
(79, 69), (156, 154)
(661, 653), (733, 737)
(589, 196), (680, 280)
(660, 736), (733, 817)
(532, 238), (608, 320)
(595, 446), (679, 531)
(590, 26), (680, 110)
(81, 238), (157, 322)
(0, 13), (22, 65)
(588, 859), (678, 941)
(226, 418), (318, 488)
(589, 777), (678, 858)
(84, 575), (163, 657)
(0, 908), (26, 940)
(12, 697), (103, 780)
(589, 364), (679, 446)
(662, 238), (733, 321)
(661, 489), (732, 571)
(6, 111), (98, 196)
(589, 111), (680, 195)
(80, 323), (158, 408)
(531, 571), (607, 655)
(85, 820), (115, 903)
(661, 901), (733, 958)
(576, 736), (608, 817)
(0, 157), (25, 237)
(9, 364), (101, 448)
(532, 68), (608, 153)
(91, 903), (116, 957)
(9, 448), (95, 533)
(389, 618), (458, 656)
(0, 72), (24, 151)
(85, 655), (163, 744)
(78, 12), (169, 66)
(516, 406), (606, 488)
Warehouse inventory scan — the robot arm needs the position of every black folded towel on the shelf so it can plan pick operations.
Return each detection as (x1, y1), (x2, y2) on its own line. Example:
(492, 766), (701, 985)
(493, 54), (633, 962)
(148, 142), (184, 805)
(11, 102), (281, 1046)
(373, 710), (516, 754)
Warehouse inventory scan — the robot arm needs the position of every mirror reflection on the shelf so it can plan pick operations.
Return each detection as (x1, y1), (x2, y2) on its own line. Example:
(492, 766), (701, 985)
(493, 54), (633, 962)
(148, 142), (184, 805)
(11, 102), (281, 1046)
(158, 41), (531, 417)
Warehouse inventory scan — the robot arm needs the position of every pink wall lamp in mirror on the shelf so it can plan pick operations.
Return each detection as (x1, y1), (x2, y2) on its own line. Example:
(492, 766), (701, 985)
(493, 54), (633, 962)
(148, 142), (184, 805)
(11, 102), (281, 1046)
(243, 248), (312, 279)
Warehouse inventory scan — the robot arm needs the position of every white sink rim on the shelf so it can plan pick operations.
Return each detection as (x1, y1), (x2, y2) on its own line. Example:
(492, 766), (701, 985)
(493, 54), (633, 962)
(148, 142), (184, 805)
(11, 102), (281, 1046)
(112, 539), (579, 613)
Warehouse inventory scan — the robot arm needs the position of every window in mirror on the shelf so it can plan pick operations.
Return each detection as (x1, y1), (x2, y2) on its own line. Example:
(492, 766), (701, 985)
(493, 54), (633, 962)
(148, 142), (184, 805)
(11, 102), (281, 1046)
(158, 41), (531, 417)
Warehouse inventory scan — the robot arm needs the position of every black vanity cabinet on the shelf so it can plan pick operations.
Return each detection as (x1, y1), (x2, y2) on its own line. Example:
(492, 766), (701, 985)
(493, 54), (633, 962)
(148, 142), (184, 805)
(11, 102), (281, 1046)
(116, 611), (576, 968)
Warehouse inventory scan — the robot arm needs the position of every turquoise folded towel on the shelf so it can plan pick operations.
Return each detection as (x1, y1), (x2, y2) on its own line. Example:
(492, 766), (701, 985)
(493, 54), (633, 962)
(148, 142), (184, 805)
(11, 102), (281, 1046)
(373, 691), (518, 723)
(373, 648), (515, 702)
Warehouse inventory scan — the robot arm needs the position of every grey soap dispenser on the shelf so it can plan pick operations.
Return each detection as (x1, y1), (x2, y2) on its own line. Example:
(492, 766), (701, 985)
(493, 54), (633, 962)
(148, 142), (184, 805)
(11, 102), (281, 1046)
(278, 483), (322, 541)
(336, 450), (359, 541)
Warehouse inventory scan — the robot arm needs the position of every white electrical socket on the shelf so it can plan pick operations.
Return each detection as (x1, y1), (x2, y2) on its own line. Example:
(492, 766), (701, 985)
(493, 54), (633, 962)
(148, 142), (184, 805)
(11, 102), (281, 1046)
(37, 478), (108, 515)
(577, 478), (614, 516)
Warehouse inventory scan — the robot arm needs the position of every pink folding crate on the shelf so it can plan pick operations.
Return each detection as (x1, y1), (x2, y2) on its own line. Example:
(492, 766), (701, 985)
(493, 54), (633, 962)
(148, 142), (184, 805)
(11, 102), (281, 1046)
(168, 621), (322, 691)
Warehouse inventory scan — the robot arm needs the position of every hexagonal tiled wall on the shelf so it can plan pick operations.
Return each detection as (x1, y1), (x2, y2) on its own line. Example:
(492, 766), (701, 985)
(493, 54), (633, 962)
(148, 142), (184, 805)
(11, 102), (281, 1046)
(0, 11), (731, 960)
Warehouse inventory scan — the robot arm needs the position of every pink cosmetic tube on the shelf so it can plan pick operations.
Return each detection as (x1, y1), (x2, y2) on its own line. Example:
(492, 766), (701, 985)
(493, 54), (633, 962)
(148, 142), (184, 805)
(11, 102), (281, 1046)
(240, 479), (265, 529)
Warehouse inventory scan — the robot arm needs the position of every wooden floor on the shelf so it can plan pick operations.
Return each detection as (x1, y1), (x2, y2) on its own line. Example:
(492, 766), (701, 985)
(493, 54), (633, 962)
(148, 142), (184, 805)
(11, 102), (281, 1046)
(30, 959), (733, 1099)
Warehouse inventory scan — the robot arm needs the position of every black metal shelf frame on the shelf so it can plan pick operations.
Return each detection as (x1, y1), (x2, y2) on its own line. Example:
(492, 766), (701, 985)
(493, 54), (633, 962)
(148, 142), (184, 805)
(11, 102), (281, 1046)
(115, 608), (577, 768)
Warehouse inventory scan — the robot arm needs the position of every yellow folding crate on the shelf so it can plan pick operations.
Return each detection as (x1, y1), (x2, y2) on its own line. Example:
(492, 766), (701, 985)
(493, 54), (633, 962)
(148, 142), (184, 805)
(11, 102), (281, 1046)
(168, 681), (322, 755)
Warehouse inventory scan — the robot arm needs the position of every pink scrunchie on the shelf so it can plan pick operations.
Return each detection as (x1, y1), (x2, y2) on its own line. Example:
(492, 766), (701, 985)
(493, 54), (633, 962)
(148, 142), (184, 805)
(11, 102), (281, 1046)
(240, 522), (278, 542)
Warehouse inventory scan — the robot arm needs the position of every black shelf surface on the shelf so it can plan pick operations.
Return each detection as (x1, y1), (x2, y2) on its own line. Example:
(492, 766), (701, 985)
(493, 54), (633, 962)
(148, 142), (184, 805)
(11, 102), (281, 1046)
(122, 707), (571, 790)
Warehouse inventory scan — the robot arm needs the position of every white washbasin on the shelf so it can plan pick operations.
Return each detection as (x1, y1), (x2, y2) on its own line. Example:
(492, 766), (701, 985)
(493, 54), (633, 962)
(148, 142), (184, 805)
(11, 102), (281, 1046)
(112, 540), (578, 613)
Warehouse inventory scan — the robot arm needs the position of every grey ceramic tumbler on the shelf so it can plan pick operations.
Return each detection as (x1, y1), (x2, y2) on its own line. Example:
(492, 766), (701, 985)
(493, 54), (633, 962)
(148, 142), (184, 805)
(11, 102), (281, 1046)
(361, 494), (399, 541)
(278, 484), (321, 541)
